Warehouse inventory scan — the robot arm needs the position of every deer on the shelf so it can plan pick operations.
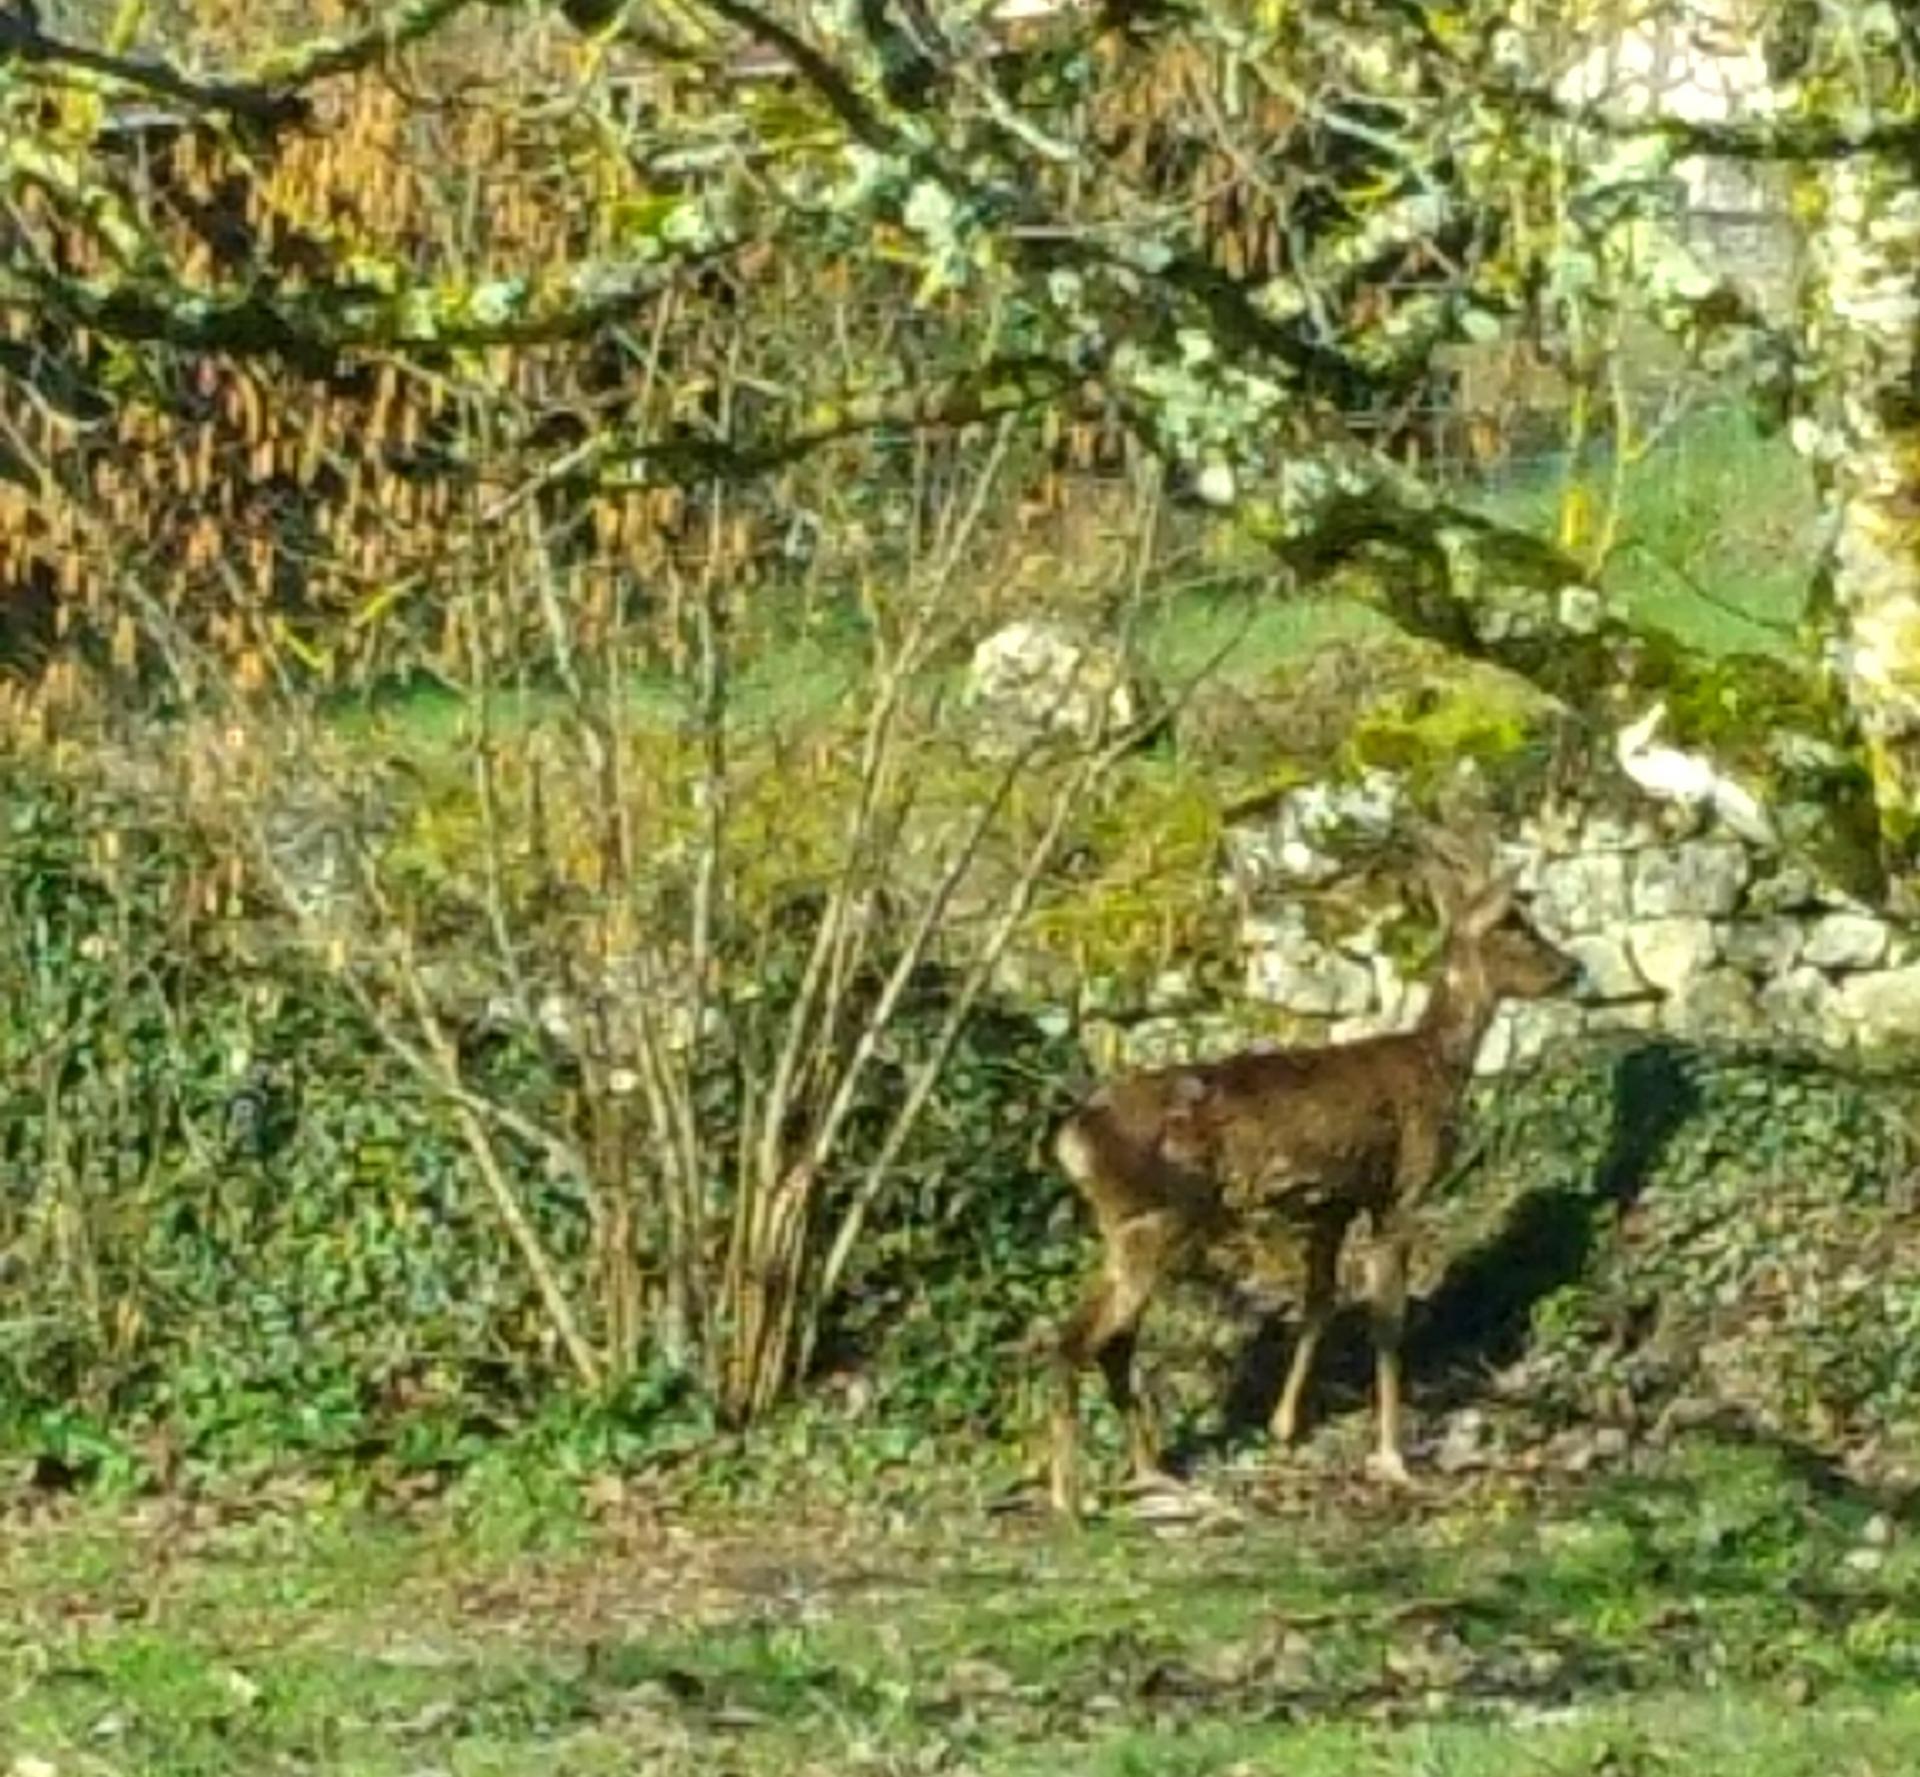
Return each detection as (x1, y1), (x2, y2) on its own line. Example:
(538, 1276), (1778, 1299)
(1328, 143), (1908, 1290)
(1045, 826), (1580, 1515)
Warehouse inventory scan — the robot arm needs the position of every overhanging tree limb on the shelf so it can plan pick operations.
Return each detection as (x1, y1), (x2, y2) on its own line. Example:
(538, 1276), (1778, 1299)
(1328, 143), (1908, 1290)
(1488, 80), (1920, 165)
(1, 244), (735, 360)
(486, 353), (1085, 517)
(695, 0), (907, 151)
(0, 0), (484, 126)
(0, 6), (308, 126)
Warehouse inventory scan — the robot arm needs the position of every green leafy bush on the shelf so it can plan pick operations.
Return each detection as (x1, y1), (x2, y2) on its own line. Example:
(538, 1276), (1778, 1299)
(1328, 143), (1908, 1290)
(0, 762), (1093, 1484)
(816, 1002), (1090, 1432)
(0, 766), (580, 1471)
(1477, 1043), (1920, 1459)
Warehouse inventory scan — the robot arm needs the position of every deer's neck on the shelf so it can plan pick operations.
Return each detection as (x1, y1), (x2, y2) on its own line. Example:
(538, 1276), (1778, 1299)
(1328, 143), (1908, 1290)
(1418, 960), (1498, 1077)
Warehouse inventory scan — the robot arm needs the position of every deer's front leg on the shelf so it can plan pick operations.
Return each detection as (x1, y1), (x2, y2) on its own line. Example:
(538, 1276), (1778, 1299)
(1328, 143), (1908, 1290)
(1364, 1221), (1412, 1486)
(1368, 1117), (1440, 1486)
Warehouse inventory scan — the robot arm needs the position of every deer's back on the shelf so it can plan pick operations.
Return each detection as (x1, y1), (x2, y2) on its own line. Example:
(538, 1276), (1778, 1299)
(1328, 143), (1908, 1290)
(1057, 1033), (1444, 1233)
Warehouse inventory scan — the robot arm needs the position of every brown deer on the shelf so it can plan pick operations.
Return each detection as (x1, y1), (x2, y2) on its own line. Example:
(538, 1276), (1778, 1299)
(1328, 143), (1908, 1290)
(1046, 831), (1578, 1514)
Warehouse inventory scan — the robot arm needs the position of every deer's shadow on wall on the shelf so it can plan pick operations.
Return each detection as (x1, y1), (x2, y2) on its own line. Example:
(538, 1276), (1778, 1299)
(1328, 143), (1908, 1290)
(1195, 1039), (1700, 1459)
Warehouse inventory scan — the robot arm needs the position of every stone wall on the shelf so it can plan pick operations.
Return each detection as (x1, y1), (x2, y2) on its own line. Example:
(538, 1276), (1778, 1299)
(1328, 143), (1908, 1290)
(1096, 767), (1920, 1075)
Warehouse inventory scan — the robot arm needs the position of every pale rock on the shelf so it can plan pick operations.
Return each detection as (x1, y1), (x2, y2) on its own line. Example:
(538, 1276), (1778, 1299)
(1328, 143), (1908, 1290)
(1369, 952), (1426, 1028)
(1586, 998), (1662, 1036)
(1243, 907), (1376, 1017)
(1389, 978), (1432, 1028)
(1262, 834), (1341, 886)
(536, 991), (577, 1044)
(1195, 459), (1238, 507)
(1515, 801), (1582, 858)
(966, 621), (1142, 748)
(1111, 1017), (1189, 1069)
(1758, 965), (1846, 1045)
(1631, 839), (1749, 918)
(1477, 999), (1583, 1074)
(1563, 932), (1646, 1002)
(1661, 968), (1763, 1039)
(1115, 1014), (1248, 1070)
(1627, 917), (1718, 995)
(1283, 771), (1403, 872)
(1512, 998), (1586, 1062)
(1718, 917), (1804, 975)
(1240, 911), (1300, 951)
(1330, 1011), (1397, 1045)
(1591, 1425), (1631, 1460)
(1559, 583), (1604, 633)
(1473, 1011), (1513, 1076)
(1436, 1408), (1490, 1474)
(1224, 770), (1404, 889)
(1147, 968), (1198, 1010)
(1533, 852), (1632, 935)
(1836, 965), (1920, 1050)
(1577, 810), (1664, 852)
(1746, 860), (1829, 914)
(1248, 951), (1376, 1018)
(1802, 911), (1891, 972)
(1339, 914), (1391, 961)
(991, 948), (1076, 1002)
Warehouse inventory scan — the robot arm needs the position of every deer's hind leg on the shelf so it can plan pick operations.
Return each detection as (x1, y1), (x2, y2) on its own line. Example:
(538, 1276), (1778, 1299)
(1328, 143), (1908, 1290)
(1050, 1211), (1182, 1515)
(1270, 1209), (1351, 1447)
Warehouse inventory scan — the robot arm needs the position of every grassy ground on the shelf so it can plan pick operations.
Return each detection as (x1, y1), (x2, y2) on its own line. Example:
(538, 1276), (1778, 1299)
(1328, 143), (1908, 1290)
(5, 1431), (1915, 1775)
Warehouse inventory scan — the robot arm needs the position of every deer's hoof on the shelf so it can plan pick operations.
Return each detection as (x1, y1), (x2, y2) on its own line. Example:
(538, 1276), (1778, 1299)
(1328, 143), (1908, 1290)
(1118, 1463), (1185, 1497)
(1367, 1449), (1416, 1490)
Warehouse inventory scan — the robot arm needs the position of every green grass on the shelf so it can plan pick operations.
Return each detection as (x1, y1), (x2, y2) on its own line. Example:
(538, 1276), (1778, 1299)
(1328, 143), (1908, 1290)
(5, 1434), (1917, 1774)
(1469, 404), (1818, 658)
(1135, 586), (1392, 683)
(323, 404), (1820, 768)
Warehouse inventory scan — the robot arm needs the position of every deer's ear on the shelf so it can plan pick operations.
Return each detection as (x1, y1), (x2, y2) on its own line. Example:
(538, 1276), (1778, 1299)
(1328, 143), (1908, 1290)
(1459, 869), (1519, 938)
(1415, 856), (1463, 925)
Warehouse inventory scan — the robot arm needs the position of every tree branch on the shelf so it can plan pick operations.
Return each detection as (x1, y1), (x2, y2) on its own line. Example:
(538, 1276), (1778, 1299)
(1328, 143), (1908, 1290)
(488, 353), (1083, 516)
(1491, 81), (1920, 165)
(0, 7), (308, 127)
(694, 0), (905, 152)
(0, 0), (483, 128)
(1, 244), (732, 362)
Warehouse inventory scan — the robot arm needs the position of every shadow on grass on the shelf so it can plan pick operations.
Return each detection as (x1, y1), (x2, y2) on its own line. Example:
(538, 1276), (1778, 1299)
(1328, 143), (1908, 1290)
(1192, 1040), (1699, 1460)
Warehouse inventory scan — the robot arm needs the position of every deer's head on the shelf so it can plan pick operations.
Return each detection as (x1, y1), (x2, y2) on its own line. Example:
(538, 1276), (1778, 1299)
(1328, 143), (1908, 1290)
(1412, 820), (1579, 1010)
(1440, 869), (1577, 1003)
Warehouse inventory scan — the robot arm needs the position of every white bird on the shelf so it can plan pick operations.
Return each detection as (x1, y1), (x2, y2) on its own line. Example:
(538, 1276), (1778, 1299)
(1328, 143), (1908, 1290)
(1613, 700), (1778, 846)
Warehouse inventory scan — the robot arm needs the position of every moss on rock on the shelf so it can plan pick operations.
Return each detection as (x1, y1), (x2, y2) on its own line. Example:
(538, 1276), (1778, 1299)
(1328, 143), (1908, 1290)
(1651, 643), (1884, 900)
(1342, 658), (1555, 806)
(1022, 756), (1238, 997)
(1179, 632), (1556, 783)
